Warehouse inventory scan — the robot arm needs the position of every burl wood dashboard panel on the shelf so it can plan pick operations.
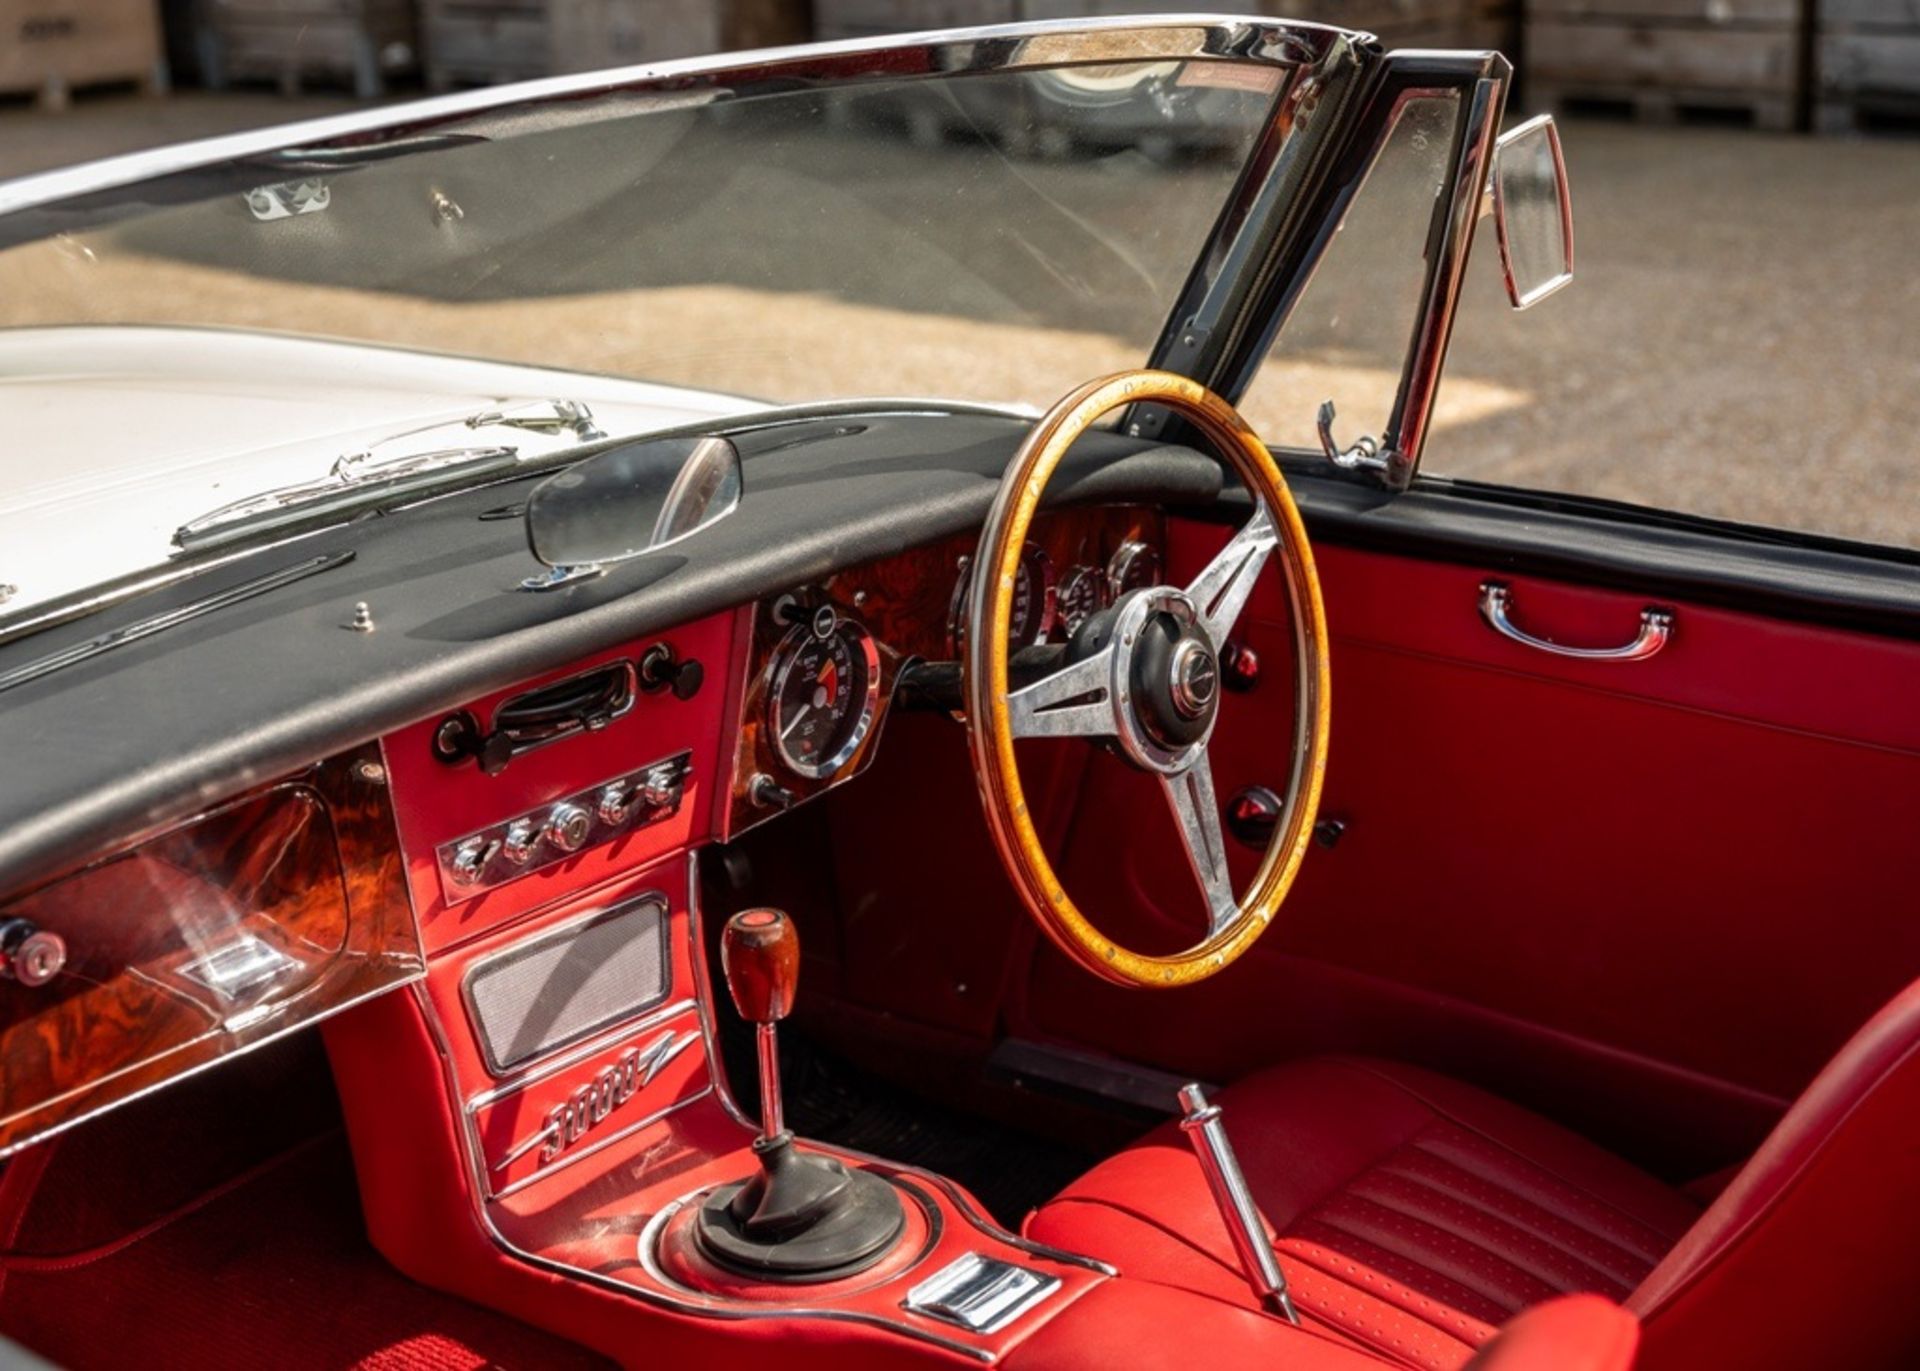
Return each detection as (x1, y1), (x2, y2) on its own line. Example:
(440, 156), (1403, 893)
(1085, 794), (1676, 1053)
(725, 504), (1161, 838)
(0, 746), (421, 1157)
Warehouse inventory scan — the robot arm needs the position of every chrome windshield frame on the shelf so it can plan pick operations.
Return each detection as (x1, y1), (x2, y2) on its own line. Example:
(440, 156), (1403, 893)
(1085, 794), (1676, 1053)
(0, 15), (1353, 226)
(1142, 46), (1513, 488)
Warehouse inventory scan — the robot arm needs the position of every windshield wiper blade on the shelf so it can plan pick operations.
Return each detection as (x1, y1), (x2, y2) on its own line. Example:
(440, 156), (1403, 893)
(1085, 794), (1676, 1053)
(175, 442), (520, 544)
(0, 551), (353, 696)
(172, 398), (604, 549)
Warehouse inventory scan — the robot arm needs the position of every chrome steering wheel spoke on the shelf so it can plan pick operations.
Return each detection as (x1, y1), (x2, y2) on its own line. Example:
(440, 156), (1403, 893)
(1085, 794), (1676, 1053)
(1162, 749), (1238, 937)
(1186, 500), (1277, 646)
(1006, 643), (1118, 739)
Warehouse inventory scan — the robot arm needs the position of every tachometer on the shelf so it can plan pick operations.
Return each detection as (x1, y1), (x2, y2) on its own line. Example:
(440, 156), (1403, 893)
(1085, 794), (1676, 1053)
(768, 610), (882, 780)
(1055, 565), (1109, 638)
(948, 543), (1056, 655)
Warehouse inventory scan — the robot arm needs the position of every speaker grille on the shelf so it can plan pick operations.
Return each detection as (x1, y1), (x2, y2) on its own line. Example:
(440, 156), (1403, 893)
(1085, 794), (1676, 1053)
(464, 895), (670, 1075)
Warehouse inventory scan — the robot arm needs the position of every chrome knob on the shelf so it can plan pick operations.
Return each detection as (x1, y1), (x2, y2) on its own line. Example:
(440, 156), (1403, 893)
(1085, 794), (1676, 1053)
(641, 765), (684, 810)
(449, 837), (499, 885)
(500, 818), (538, 864)
(596, 781), (636, 825)
(543, 802), (592, 854)
(0, 918), (66, 987)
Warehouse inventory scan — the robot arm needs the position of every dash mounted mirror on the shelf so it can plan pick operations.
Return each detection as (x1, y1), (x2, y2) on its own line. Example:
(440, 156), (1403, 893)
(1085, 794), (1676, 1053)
(524, 435), (743, 590)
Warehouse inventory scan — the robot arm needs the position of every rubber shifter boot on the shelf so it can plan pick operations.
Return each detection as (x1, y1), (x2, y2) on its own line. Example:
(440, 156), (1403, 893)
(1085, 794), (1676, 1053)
(693, 1131), (906, 1280)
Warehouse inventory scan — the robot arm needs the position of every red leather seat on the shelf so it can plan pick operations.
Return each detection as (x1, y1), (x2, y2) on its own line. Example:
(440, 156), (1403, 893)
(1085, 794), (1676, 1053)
(1025, 978), (1920, 1371)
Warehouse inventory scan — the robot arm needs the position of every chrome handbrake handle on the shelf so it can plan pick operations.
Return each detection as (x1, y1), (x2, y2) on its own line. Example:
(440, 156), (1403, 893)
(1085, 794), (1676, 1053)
(1178, 1083), (1301, 1325)
(1479, 581), (1673, 662)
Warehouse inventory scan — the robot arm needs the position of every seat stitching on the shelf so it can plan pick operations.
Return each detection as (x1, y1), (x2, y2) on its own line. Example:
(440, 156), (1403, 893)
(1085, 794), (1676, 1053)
(1409, 1132), (1670, 1264)
(1279, 1236), (1491, 1366)
(1330, 1057), (1689, 1249)
(1307, 1200), (1540, 1316)
(1381, 1147), (1655, 1276)
(1369, 1159), (1644, 1293)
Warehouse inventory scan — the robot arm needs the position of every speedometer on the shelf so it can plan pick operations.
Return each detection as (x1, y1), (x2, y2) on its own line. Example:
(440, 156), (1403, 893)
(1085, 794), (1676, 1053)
(768, 611), (881, 780)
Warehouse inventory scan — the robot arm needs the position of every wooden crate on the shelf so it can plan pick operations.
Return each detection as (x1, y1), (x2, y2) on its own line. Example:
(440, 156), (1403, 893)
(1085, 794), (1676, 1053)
(1524, 0), (1803, 130)
(423, 0), (795, 89)
(1816, 0), (1920, 131)
(0, 0), (167, 106)
(198, 0), (415, 96)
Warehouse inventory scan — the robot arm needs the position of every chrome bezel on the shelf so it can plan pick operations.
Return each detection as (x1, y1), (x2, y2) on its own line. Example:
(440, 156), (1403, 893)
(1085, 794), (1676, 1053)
(1105, 540), (1162, 601)
(947, 542), (1057, 657)
(1105, 588), (1214, 777)
(767, 618), (883, 781)
(459, 893), (674, 1077)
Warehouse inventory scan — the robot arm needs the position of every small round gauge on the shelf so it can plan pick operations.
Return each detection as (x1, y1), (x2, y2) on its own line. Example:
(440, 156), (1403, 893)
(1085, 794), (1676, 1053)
(1055, 565), (1109, 639)
(948, 543), (1057, 655)
(1107, 540), (1163, 598)
(768, 616), (882, 780)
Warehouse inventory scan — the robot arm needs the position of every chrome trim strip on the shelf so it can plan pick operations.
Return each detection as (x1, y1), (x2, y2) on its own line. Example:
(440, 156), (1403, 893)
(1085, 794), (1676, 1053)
(1479, 581), (1673, 661)
(0, 971), (422, 1162)
(0, 18), (1350, 218)
(684, 855), (759, 1132)
(0, 530), (337, 649)
(0, 551), (353, 696)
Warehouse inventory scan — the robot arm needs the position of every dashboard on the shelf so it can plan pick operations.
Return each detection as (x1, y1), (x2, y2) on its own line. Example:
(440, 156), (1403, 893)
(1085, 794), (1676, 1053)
(0, 498), (1163, 1160)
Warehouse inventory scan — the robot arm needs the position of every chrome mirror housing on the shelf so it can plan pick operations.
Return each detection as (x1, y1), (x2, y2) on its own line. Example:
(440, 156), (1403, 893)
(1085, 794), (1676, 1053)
(523, 435), (742, 589)
(1488, 114), (1574, 310)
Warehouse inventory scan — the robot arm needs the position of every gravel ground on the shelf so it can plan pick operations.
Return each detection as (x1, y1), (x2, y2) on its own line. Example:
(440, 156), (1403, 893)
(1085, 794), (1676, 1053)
(1, 90), (1915, 549)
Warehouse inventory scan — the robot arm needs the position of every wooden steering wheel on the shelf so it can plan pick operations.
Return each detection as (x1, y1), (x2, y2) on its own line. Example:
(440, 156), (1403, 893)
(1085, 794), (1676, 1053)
(962, 371), (1331, 988)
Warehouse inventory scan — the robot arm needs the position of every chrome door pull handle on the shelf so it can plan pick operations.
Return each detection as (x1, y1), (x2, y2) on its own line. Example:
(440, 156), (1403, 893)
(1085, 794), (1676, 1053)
(1478, 581), (1672, 661)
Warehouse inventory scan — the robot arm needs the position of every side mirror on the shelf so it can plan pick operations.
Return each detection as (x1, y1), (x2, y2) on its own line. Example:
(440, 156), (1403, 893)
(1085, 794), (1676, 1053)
(1488, 115), (1574, 310)
(523, 434), (742, 589)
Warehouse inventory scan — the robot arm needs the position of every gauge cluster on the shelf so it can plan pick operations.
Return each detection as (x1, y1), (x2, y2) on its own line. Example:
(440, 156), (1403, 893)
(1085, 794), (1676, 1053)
(726, 505), (1162, 839)
(769, 609), (881, 780)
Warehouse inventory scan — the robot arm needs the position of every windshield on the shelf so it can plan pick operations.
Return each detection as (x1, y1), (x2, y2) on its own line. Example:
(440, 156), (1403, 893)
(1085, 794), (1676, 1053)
(0, 51), (1296, 617)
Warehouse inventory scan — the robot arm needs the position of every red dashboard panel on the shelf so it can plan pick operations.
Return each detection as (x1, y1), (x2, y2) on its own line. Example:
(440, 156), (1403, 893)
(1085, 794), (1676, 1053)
(383, 611), (736, 954)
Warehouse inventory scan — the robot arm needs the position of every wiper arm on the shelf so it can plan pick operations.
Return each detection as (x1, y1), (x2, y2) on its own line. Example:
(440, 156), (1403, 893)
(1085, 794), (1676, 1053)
(172, 398), (603, 549)
(464, 398), (604, 440)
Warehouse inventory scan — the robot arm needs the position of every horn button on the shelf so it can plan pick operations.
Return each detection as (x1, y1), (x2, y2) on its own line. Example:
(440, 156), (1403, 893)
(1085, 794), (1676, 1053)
(1132, 610), (1219, 748)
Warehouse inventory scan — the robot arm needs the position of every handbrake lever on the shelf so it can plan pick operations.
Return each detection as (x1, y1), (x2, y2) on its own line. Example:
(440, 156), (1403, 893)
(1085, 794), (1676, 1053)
(1178, 1082), (1302, 1326)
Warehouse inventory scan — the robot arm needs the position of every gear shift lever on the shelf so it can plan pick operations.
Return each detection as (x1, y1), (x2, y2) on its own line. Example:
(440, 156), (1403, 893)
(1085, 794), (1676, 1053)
(693, 908), (905, 1279)
(721, 907), (798, 1143)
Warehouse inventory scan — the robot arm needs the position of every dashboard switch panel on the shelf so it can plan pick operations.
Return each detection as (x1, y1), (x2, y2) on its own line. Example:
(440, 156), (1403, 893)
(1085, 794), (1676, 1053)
(435, 751), (692, 902)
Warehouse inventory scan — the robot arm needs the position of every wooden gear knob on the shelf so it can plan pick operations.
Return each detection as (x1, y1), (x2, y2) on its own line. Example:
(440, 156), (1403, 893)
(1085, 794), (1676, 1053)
(721, 908), (799, 1025)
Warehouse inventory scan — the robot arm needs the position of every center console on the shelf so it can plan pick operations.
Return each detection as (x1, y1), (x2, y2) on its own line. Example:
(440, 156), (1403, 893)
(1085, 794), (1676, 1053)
(317, 508), (1375, 1368)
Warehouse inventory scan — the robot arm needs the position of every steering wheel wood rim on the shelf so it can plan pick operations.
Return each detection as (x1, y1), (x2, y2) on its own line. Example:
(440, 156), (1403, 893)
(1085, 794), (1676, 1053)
(962, 370), (1330, 989)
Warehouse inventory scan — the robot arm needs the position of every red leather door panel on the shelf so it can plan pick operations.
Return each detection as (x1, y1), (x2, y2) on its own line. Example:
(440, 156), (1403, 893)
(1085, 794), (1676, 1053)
(1013, 522), (1920, 1175)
